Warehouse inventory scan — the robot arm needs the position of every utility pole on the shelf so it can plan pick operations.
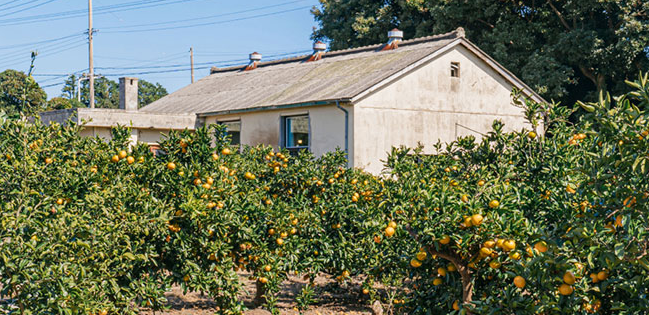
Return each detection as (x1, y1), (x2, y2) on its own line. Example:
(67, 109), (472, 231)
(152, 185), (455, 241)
(88, 0), (95, 108)
(190, 47), (195, 83)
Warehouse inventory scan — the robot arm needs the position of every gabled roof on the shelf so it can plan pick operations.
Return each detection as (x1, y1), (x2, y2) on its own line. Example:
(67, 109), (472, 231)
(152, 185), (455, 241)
(140, 28), (544, 116)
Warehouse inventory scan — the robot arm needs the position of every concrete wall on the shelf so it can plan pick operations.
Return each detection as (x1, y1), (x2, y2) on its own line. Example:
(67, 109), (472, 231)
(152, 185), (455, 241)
(353, 45), (530, 174)
(203, 105), (349, 162)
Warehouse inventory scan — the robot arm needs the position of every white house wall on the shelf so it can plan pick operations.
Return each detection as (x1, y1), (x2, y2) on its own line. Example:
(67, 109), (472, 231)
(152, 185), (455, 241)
(203, 105), (349, 163)
(353, 45), (530, 174)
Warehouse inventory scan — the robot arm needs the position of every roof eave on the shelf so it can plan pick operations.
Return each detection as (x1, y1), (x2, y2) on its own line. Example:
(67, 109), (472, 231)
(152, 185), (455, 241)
(197, 98), (352, 117)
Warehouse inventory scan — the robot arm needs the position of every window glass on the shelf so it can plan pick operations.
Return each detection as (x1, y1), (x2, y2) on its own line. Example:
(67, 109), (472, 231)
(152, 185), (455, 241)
(285, 116), (309, 148)
(220, 120), (241, 145)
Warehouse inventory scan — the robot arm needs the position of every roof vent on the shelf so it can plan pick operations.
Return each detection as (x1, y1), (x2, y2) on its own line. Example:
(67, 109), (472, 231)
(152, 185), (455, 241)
(245, 52), (262, 71)
(382, 28), (403, 51)
(307, 41), (326, 62)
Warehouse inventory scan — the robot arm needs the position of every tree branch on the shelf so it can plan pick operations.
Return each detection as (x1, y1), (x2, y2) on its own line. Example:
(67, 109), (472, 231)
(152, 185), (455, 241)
(546, 0), (571, 31)
(405, 226), (474, 306)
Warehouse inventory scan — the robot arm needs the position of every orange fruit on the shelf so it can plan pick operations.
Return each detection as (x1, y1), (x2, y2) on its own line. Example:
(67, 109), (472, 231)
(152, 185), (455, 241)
(503, 240), (516, 251)
(528, 131), (537, 139)
(388, 221), (397, 228)
(477, 180), (485, 186)
(384, 226), (395, 237)
(126, 156), (135, 164)
(118, 150), (127, 159)
(563, 271), (576, 285)
(479, 247), (492, 257)
(488, 200), (500, 208)
(221, 148), (232, 155)
(437, 267), (447, 277)
(263, 265), (271, 272)
(452, 300), (460, 310)
(439, 235), (451, 245)
(111, 155), (119, 163)
(534, 241), (548, 253)
(558, 284), (573, 295)
(276, 238), (284, 246)
(433, 278), (443, 286)
(514, 276), (526, 288)
(483, 240), (496, 248)
(167, 162), (176, 170)
(597, 270), (608, 281)
(259, 277), (268, 284)
(362, 288), (370, 294)
(410, 258), (422, 268)
(416, 251), (427, 261)
(470, 214), (483, 226)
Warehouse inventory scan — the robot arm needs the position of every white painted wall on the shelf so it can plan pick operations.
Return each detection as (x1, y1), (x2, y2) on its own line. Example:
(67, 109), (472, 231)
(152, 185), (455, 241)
(203, 105), (349, 163)
(353, 45), (530, 174)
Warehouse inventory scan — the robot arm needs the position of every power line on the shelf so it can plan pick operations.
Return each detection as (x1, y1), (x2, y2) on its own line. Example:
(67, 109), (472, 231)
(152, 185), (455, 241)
(0, 0), (202, 26)
(0, 0), (60, 19)
(103, 5), (313, 34)
(0, 32), (83, 50)
(101, 0), (308, 30)
(0, 1), (25, 9)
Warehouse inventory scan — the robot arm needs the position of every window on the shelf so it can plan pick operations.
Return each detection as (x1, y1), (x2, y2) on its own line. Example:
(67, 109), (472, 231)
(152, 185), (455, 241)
(219, 120), (241, 145)
(283, 115), (309, 151)
(451, 62), (460, 77)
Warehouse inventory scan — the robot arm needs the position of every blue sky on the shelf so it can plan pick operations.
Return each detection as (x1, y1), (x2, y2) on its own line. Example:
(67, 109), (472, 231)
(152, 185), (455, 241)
(0, 0), (320, 98)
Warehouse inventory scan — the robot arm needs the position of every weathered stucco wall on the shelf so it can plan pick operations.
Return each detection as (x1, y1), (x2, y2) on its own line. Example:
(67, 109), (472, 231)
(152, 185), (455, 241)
(353, 45), (530, 174)
(203, 105), (350, 163)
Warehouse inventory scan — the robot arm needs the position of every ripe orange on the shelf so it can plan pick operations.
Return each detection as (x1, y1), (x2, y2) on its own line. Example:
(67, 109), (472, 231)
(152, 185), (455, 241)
(534, 241), (548, 253)
(513, 276), (526, 288)
(221, 148), (232, 155)
(126, 156), (135, 164)
(566, 185), (577, 194)
(470, 214), (483, 226)
(477, 180), (485, 186)
(488, 199), (500, 208)
(98, 310), (108, 315)
(212, 153), (219, 161)
(56, 198), (64, 205)
(342, 270), (350, 278)
(489, 260), (501, 269)
(596, 270), (608, 281)
(563, 271), (576, 285)
(558, 284), (573, 295)
(388, 221), (397, 228)
(111, 155), (119, 163)
(479, 247), (492, 257)
(263, 265), (271, 272)
(452, 300), (460, 310)
(483, 240), (496, 248)
(439, 235), (451, 245)
(528, 131), (537, 139)
(259, 277), (268, 284)
(384, 226), (396, 237)
(276, 238), (284, 246)
(118, 150), (127, 159)
(461, 194), (469, 202)
(362, 288), (370, 294)
(437, 267), (447, 277)
(244, 172), (255, 180)
(503, 240), (516, 251)
(447, 263), (457, 272)
(416, 251), (427, 261)
(167, 162), (176, 170)
(433, 278), (443, 286)
(509, 252), (521, 260)
(410, 258), (422, 268)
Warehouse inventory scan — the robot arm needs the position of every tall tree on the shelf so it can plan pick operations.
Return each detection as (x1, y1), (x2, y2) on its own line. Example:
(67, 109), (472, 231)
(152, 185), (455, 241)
(138, 80), (168, 108)
(60, 76), (167, 109)
(0, 69), (47, 118)
(312, 0), (649, 104)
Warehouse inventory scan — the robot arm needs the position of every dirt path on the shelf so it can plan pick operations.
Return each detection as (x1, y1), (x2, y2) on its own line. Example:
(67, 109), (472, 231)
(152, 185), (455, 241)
(141, 272), (374, 315)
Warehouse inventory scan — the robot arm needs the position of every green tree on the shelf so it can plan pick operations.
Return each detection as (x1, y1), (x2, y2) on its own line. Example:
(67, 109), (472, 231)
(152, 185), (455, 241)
(0, 69), (47, 118)
(138, 80), (168, 108)
(312, 0), (649, 104)
(61, 76), (167, 108)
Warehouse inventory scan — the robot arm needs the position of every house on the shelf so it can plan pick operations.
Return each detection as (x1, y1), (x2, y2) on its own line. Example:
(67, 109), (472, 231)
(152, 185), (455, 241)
(40, 28), (543, 174)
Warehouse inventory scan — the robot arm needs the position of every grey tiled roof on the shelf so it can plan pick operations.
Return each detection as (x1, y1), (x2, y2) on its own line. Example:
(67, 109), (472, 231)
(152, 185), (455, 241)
(140, 30), (463, 115)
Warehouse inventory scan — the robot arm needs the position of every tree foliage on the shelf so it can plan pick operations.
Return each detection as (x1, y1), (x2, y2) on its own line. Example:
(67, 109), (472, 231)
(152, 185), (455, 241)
(60, 76), (168, 109)
(0, 69), (47, 118)
(311, 0), (649, 104)
(1, 74), (648, 314)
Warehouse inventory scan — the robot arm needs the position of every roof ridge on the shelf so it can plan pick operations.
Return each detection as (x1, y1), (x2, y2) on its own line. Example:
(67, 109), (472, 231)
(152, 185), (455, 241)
(210, 28), (464, 74)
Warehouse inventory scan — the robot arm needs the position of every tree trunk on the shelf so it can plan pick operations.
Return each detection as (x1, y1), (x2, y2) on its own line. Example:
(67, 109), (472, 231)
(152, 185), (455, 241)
(579, 66), (606, 95)
(254, 280), (266, 306)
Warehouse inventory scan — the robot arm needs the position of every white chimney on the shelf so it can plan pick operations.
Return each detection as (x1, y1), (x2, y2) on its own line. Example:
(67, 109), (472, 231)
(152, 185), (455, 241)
(119, 77), (139, 111)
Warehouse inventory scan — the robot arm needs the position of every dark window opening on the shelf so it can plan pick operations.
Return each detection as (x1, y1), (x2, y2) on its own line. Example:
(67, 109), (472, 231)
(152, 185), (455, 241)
(219, 120), (241, 145)
(451, 62), (460, 78)
(282, 115), (309, 154)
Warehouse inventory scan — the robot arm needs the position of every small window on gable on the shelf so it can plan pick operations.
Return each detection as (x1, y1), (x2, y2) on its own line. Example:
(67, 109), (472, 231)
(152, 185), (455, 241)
(451, 62), (460, 78)
(219, 120), (241, 145)
(282, 115), (309, 153)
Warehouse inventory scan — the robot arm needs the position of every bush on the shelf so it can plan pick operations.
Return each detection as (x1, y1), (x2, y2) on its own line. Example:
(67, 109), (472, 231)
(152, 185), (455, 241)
(1, 74), (648, 314)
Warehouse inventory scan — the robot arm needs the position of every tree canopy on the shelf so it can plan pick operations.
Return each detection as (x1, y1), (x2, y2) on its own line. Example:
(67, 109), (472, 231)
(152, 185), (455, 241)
(59, 75), (168, 109)
(311, 0), (649, 104)
(0, 69), (47, 118)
